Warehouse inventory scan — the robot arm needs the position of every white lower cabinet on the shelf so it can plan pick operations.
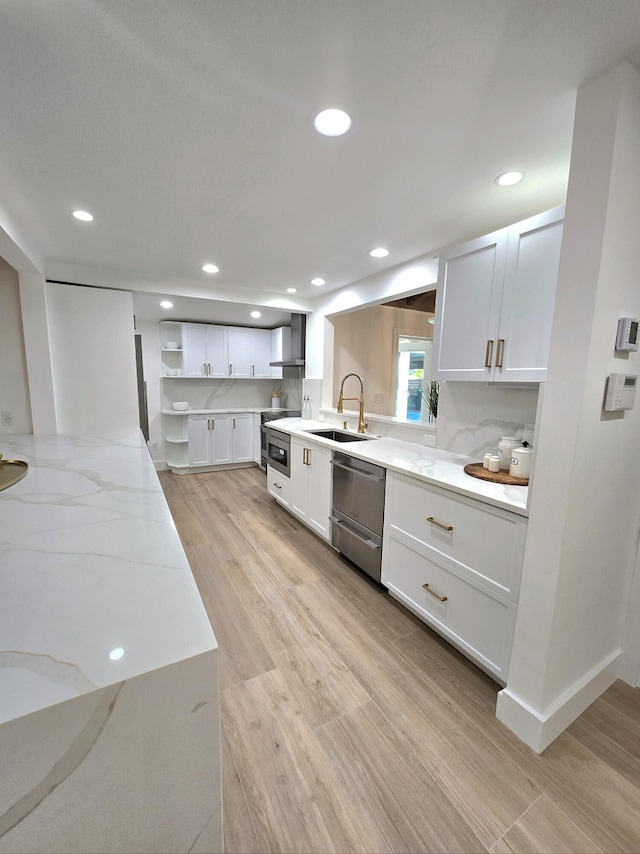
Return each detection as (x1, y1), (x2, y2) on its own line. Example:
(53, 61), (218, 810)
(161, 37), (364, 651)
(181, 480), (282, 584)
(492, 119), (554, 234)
(266, 465), (290, 508)
(381, 471), (526, 683)
(290, 437), (332, 540)
(187, 413), (254, 468)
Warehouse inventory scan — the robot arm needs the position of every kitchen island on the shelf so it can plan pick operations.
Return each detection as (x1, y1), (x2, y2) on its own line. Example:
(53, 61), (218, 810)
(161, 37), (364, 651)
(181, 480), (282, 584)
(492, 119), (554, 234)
(0, 432), (221, 853)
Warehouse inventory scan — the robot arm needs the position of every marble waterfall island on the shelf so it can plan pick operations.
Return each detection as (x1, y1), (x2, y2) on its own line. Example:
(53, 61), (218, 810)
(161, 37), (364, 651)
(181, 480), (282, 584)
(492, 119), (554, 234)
(0, 432), (221, 853)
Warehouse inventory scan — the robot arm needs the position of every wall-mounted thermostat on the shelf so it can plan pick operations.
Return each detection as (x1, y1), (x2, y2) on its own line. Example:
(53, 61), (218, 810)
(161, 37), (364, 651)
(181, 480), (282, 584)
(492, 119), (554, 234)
(604, 373), (637, 411)
(616, 317), (639, 351)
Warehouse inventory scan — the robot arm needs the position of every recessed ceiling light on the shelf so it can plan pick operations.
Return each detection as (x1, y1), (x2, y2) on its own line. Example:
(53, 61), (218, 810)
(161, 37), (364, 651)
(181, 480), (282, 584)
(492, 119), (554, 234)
(109, 647), (124, 661)
(369, 247), (389, 258)
(313, 108), (352, 137)
(250, 310), (261, 319)
(495, 171), (525, 187)
(160, 300), (173, 309)
(310, 277), (326, 286)
(286, 287), (297, 293)
(72, 210), (93, 221)
(202, 263), (219, 273)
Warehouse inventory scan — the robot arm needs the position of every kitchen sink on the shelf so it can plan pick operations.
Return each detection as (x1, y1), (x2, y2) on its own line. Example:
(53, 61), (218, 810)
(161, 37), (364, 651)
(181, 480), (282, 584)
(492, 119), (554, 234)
(302, 428), (376, 442)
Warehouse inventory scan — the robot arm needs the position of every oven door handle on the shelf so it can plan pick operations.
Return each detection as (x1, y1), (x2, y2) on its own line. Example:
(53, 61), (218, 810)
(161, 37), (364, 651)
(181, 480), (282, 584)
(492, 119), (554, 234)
(329, 515), (380, 549)
(330, 459), (385, 482)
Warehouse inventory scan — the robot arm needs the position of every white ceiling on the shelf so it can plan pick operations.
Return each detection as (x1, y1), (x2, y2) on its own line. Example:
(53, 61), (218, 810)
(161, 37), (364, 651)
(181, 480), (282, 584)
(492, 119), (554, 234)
(2, 1), (640, 325)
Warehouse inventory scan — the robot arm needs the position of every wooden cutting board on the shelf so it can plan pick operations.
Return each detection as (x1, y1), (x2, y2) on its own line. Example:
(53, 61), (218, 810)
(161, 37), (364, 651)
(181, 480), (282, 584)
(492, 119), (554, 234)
(464, 462), (528, 486)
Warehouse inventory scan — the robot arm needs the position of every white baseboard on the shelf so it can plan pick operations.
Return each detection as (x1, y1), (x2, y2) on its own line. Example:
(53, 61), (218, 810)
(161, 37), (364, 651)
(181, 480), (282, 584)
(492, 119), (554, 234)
(496, 648), (621, 753)
(154, 460), (169, 471)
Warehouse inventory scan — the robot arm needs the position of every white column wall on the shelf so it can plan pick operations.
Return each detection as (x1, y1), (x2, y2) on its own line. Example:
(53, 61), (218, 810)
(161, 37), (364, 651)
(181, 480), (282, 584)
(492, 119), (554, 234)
(0, 257), (32, 434)
(497, 62), (640, 752)
(46, 283), (139, 437)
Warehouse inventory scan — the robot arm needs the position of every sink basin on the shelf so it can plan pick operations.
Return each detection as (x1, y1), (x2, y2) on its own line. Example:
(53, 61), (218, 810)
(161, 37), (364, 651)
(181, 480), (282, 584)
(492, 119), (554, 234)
(302, 428), (375, 443)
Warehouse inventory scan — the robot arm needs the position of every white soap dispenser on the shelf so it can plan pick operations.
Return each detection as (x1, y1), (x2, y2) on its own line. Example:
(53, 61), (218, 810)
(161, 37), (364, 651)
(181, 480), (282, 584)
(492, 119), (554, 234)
(302, 395), (311, 419)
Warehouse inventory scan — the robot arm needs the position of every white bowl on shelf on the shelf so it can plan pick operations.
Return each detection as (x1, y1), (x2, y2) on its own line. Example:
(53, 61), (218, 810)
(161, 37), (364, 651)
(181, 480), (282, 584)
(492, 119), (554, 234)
(172, 402), (189, 411)
(165, 341), (179, 350)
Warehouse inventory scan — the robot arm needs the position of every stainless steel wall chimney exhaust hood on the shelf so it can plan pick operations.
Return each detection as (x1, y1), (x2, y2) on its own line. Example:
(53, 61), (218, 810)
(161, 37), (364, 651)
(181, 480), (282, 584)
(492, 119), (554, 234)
(270, 312), (306, 367)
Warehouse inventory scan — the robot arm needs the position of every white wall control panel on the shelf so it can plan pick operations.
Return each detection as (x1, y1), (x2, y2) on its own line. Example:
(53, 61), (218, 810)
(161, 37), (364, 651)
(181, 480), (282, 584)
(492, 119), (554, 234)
(616, 317), (639, 351)
(604, 373), (638, 411)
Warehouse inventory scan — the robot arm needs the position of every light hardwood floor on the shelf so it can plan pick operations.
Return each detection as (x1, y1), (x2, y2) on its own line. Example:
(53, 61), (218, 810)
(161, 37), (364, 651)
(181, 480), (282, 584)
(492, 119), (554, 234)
(159, 466), (640, 854)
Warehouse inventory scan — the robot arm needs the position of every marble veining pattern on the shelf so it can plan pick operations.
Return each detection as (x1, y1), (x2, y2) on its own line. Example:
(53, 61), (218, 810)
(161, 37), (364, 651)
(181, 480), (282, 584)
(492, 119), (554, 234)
(0, 431), (217, 726)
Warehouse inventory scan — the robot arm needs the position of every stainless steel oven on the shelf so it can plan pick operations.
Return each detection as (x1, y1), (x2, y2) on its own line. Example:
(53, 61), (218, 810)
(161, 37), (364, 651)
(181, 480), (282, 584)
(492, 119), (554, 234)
(260, 409), (300, 469)
(264, 426), (291, 477)
(330, 451), (386, 582)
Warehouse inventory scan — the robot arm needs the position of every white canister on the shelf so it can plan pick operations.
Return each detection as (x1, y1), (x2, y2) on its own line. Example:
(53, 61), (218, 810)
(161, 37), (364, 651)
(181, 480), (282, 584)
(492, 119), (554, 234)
(488, 455), (501, 473)
(498, 436), (520, 471)
(509, 447), (532, 479)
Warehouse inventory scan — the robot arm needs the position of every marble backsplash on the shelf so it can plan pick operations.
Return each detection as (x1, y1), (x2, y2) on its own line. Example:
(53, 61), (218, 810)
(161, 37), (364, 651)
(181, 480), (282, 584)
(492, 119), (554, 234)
(436, 381), (540, 459)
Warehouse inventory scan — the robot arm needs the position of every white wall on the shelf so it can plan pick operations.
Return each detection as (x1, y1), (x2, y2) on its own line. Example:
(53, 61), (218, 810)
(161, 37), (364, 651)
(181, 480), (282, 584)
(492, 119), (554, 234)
(497, 62), (640, 751)
(0, 256), (32, 434)
(46, 283), (139, 437)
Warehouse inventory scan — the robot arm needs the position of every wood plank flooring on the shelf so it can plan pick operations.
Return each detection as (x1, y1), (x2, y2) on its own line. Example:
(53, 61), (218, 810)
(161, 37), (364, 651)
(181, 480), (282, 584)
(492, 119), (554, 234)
(159, 466), (640, 854)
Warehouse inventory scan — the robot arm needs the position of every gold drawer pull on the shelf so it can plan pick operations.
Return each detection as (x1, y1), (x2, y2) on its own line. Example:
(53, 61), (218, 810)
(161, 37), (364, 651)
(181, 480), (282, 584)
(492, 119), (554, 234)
(423, 583), (448, 602)
(272, 482), (282, 490)
(485, 339), (494, 369)
(426, 516), (453, 532)
(496, 338), (505, 368)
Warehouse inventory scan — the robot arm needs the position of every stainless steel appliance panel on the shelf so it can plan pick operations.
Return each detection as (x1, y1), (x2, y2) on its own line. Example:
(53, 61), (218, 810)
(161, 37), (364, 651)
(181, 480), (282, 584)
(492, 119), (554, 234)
(330, 509), (383, 583)
(265, 427), (290, 477)
(260, 409), (300, 468)
(330, 452), (386, 536)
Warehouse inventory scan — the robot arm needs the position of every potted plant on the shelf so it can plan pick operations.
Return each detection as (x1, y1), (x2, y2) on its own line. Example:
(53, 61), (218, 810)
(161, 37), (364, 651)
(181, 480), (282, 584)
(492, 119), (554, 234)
(422, 380), (439, 423)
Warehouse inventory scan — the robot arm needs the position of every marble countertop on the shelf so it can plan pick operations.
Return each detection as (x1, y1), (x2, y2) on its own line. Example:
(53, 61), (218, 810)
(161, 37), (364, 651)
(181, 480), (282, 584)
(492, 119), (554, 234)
(162, 407), (292, 415)
(268, 418), (529, 516)
(0, 432), (217, 726)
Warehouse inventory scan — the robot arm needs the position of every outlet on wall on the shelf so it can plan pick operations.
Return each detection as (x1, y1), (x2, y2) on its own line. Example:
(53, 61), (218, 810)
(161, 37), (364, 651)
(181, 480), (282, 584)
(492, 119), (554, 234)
(1, 411), (13, 427)
(523, 423), (535, 445)
(423, 433), (436, 447)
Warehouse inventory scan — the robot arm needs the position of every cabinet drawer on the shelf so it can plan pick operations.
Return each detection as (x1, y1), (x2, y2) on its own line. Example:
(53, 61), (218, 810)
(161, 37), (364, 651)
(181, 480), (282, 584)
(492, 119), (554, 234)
(382, 536), (516, 682)
(267, 466), (290, 508)
(385, 472), (526, 601)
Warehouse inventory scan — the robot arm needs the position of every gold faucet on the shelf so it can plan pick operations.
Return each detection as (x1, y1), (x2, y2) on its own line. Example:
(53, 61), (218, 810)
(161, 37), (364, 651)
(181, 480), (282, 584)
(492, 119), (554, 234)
(337, 373), (368, 433)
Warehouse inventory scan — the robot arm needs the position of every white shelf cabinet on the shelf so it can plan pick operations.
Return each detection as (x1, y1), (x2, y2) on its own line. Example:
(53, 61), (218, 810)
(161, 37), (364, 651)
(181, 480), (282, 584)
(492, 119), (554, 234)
(290, 437), (332, 540)
(188, 414), (233, 466)
(381, 470), (527, 683)
(434, 205), (564, 383)
(169, 322), (280, 379)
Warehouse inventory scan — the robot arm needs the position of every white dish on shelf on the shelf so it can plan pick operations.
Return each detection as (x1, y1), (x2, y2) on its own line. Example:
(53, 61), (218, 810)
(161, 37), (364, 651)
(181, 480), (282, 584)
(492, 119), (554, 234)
(172, 402), (189, 411)
(165, 341), (179, 349)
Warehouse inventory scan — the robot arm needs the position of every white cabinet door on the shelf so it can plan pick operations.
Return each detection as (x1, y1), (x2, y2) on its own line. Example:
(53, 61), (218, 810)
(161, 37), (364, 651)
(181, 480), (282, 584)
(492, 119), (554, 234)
(434, 229), (508, 382)
(205, 325), (229, 377)
(182, 323), (229, 377)
(210, 415), (233, 464)
(251, 329), (273, 378)
(305, 444), (331, 539)
(227, 328), (253, 378)
(289, 437), (331, 540)
(434, 206), (564, 383)
(497, 207), (564, 383)
(232, 413), (254, 463)
(182, 324), (208, 377)
(188, 415), (211, 466)
(290, 437), (308, 521)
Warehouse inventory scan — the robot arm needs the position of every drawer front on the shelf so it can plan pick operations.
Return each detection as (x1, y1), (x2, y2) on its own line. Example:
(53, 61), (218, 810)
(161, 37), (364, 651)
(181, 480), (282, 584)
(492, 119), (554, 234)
(385, 472), (526, 600)
(267, 465), (290, 508)
(382, 536), (516, 682)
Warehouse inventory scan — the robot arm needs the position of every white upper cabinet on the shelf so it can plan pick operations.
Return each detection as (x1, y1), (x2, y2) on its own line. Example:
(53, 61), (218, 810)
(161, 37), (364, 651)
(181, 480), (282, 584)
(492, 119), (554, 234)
(227, 327), (253, 377)
(434, 206), (564, 383)
(182, 323), (228, 377)
(250, 328), (273, 378)
(180, 322), (278, 379)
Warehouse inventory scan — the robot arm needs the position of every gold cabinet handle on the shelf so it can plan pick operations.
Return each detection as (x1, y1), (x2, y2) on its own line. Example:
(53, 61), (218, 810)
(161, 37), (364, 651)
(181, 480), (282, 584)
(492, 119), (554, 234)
(496, 338), (505, 369)
(426, 516), (453, 532)
(208, 362), (211, 374)
(229, 363), (232, 374)
(272, 481), (282, 490)
(422, 583), (448, 602)
(211, 419), (215, 430)
(202, 363), (206, 375)
(485, 339), (494, 369)
(252, 365), (255, 377)
(233, 417), (236, 429)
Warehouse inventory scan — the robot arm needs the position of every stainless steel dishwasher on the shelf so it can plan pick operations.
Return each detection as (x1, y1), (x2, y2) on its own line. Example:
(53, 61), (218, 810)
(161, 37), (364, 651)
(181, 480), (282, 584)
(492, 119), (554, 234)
(330, 451), (386, 582)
